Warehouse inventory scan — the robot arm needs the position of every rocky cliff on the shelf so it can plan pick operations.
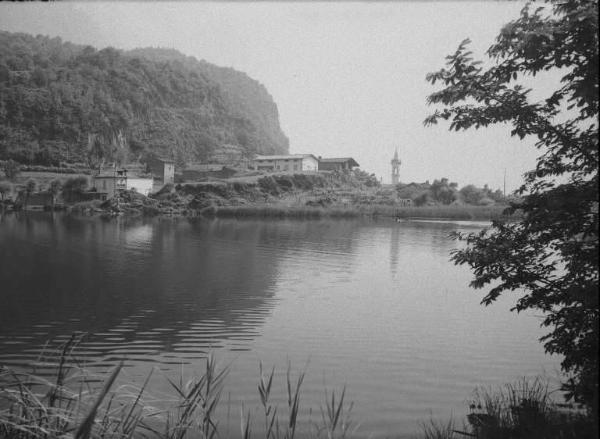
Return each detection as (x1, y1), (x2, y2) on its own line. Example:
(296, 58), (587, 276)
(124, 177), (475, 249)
(0, 31), (289, 167)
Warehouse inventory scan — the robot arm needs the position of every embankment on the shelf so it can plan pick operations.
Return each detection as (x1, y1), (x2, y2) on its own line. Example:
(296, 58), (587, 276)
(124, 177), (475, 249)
(86, 172), (515, 221)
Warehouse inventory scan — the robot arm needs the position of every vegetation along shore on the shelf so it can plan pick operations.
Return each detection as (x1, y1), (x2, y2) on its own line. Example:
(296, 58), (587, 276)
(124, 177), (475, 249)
(0, 164), (515, 221)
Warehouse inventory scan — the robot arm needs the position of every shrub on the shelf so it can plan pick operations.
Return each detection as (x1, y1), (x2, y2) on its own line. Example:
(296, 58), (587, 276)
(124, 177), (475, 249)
(0, 181), (12, 201)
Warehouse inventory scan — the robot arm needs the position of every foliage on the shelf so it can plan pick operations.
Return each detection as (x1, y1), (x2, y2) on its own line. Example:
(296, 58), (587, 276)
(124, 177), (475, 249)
(0, 32), (288, 167)
(425, 0), (599, 423)
(459, 184), (503, 206)
(461, 377), (593, 438)
(17, 164), (87, 174)
(24, 179), (36, 195)
(1, 159), (20, 180)
(419, 417), (456, 439)
(395, 182), (430, 201)
(352, 169), (380, 187)
(0, 339), (354, 439)
(48, 178), (62, 204)
(395, 179), (482, 205)
(62, 176), (88, 202)
(421, 377), (594, 439)
(0, 181), (10, 201)
(429, 178), (458, 204)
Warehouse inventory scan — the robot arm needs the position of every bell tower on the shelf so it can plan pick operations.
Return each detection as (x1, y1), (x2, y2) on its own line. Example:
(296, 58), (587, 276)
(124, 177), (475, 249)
(391, 148), (401, 185)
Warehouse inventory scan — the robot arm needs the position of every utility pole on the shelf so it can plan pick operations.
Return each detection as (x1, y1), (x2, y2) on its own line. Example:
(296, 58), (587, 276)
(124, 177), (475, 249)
(503, 168), (506, 198)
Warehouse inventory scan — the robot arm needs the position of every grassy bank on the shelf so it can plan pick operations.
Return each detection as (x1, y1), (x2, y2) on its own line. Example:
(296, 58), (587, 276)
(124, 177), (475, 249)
(380, 204), (516, 221)
(207, 204), (514, 221)
(4, 170), (517, 221)
(208, 205), (361, 219)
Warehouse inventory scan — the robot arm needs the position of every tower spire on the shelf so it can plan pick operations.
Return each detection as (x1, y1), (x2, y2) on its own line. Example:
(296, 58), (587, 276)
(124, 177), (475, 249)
(391, 148), (401, 185)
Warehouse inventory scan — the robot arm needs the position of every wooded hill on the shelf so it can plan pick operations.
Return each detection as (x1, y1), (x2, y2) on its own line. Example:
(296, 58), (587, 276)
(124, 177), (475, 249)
(0, 31), (289, 167)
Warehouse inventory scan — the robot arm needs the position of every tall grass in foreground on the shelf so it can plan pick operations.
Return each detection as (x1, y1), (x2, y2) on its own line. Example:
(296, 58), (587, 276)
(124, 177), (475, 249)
(0, 338), (355, 439)
(421, 377), (593, 439)
(1, 338), (594, 438)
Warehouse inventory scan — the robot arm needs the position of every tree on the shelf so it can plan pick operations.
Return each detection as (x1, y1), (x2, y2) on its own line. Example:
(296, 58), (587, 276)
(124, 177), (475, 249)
(0, 181), (11, 202)
(2, 159), (20, 181)
(430, 178), (457, 204)
(62, 176), (88, 202)
(425, 0), (598, 426)
(353, 168), (380, 187)
(24, 179), (36, 207)
(48, 179), (62, 209)
(459, 184), (484, 205)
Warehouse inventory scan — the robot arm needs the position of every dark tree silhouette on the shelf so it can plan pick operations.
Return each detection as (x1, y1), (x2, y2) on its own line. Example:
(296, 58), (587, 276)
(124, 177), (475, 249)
(425, 0), (598, 426)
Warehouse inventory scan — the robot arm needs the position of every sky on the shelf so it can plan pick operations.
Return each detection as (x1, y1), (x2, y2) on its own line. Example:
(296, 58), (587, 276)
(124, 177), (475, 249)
(0, 1), (558, 190)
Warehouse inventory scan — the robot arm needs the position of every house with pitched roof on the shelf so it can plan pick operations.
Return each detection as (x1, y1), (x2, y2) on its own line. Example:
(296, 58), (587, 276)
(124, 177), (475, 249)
(253, 154), (319, 172)
(317, 157), (360, 171)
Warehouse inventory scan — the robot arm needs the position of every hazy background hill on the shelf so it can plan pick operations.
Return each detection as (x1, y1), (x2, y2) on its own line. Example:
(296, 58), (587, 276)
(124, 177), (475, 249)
(0, 31), (289, 167)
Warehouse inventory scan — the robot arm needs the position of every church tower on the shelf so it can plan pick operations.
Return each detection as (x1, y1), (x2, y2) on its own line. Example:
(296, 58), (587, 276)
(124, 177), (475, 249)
(391, 148), (401, 185)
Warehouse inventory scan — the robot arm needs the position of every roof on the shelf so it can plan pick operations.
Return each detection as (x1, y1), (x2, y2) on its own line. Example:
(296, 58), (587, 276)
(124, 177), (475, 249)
(184, 164), (226, 172)
(94, 171), (150, 179)
(148, 157), (175, 164)
(254, 154), (318, 161)
(319, 157), (360, 167)
(127, 177), (153, 182)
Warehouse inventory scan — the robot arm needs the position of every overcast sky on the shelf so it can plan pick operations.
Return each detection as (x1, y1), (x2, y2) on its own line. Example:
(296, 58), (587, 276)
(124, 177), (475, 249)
(1, 1), (556, 190)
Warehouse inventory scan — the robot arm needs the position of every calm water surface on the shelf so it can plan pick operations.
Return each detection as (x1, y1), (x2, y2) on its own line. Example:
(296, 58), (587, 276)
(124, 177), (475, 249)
(0, 213), (561, 438)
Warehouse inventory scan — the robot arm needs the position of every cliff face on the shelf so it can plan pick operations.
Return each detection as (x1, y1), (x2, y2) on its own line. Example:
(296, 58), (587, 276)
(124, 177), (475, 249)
(0, 32), (289, 167)
(127, 48), (289, 157)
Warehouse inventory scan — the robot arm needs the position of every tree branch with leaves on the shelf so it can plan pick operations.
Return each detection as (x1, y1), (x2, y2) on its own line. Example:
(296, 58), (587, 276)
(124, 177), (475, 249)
(425, 0), (598, 427)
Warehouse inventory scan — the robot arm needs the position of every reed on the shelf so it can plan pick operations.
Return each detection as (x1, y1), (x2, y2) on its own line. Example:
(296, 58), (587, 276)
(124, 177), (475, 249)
(420, 377), (594, 439)
(317, 386), (356, 439)
(2, 343), (592, 439)
(212, 205), (360, 219)
(0, 340), (355, 439)
(419, 417), (456, 439)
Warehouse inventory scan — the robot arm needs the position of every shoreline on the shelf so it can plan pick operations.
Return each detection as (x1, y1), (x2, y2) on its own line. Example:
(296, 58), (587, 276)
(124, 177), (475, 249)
(1, 202), (517, 222)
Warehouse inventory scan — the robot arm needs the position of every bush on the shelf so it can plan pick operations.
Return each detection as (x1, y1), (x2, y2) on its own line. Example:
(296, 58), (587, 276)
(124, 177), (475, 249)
(0, 159), (20, 180)
(0, 181), (12, 201)
(258, 176), (280, 196)
(62, 176), (89, 202)
(142, 205), (160, 216)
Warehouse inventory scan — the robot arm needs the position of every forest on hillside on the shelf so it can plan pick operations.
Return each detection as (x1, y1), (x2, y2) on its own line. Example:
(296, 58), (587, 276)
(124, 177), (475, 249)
(0, 31), (289, 167)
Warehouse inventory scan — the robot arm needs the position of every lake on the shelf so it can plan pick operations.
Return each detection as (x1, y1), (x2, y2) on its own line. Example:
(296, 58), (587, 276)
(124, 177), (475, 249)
(0, 213), (561, 438)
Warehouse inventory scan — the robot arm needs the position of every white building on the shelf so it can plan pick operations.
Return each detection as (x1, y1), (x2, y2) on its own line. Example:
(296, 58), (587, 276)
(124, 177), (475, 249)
(93, 169), (154, 197)
(127, 177), (154, 196)
(253, 154), (319, 172)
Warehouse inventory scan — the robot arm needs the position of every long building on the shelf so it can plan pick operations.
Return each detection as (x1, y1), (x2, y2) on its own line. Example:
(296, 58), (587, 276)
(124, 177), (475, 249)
(253, 154), (319, 172)
(317, 157), (359, 171)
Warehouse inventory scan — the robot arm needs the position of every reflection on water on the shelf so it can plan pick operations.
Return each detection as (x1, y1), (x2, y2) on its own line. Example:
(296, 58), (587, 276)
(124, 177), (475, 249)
(0, 213), (560, 438)
(0, 214), (283, 366)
